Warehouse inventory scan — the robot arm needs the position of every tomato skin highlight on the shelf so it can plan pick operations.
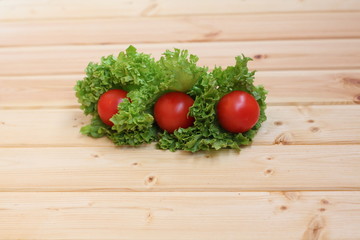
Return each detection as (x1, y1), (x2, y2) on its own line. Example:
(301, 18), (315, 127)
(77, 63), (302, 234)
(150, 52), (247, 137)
(216, 90), (260, 133)
(154, 92), (195, 133)
(97, 89), (128, 126)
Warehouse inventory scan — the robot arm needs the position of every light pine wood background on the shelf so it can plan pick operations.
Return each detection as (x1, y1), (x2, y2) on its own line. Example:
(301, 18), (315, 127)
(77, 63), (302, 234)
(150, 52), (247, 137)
(1, 0), (360, 239)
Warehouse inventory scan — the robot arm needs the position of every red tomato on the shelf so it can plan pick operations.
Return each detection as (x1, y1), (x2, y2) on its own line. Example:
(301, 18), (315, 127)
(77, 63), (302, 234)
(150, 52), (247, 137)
(97, 89), (128, 126)
(154, 92), (195, 133)
(216, 90), (260, 133)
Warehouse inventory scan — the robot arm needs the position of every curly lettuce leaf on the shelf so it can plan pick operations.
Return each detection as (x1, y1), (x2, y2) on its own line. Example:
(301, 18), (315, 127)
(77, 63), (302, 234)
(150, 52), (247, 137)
(157, 49), (208, 92)
(80, 115), (156, 146)
(75, 46), (208, 146)
(111, 48), (207, 133)
(75, 46), (267, 150)
(74, 45), (157, 115)
(157, 55), (267, 152)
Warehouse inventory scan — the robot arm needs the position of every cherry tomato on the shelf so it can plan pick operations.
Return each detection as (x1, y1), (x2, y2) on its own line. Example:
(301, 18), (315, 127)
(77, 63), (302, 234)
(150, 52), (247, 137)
(97, 89), (128, 126)
(216, 90), (260, 133)
(154, 92), (195, 133)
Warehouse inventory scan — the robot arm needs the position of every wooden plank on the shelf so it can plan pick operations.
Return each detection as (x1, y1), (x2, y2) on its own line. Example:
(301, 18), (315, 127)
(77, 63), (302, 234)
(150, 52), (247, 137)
(256, 70), (360, 105)
(2, 12), (360, 47)
(0, 75), (78, 108)
(0, 106), (359, 147)
(1, 0), (360, 21)
(1, 70), (360, 108)
(1, 40), (360, 76)
(0, 145), (359, 191)
(0, 191), (359, 239)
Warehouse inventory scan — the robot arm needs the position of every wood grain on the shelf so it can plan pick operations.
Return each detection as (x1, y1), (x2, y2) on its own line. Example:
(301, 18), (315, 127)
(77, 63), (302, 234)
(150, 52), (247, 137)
(0, 106), (359, 147)
(256, 70), (360, 105)
(1, 39), (360, 76)
(1, 0), (360, 238)
(0, 145), (359, 191)
(1, 70), (360, 108)
(2, 12), (360, 47)
(1, 0), (359, 21)
(0, 192), (359, 239)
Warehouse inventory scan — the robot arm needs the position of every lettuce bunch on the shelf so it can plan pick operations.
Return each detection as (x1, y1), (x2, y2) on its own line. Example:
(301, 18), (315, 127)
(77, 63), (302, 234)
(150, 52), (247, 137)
(75, 46), (267, 152)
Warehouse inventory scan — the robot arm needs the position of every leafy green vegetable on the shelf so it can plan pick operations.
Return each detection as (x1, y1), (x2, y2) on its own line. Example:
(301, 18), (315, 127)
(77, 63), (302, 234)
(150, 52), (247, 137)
(75, 46), (267, 151)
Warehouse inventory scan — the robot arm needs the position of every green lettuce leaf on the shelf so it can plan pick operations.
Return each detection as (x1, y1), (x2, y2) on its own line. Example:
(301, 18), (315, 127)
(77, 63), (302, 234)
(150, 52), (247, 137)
(75, 46), (267, 151)
(157, 55), (267, 152)
(75, 46), (208, 146)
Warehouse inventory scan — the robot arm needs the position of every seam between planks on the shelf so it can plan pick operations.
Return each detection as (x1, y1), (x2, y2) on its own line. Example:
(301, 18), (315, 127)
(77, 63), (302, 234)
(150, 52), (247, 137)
(1, 38), (360, 51)
(0, 189), (360, 193)
(1, 10), (360, 22)
(3, 36), (360, 49)
(2, 35), (360, 49)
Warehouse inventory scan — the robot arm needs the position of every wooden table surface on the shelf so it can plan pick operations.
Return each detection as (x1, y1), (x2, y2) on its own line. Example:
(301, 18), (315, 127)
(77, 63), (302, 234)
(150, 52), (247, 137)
(1, 0), (360, 239)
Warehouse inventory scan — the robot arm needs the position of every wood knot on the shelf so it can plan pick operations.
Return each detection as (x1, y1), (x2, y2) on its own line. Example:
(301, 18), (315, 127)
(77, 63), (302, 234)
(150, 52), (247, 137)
(144, 175), (158, 186)
(204, 30), (222, 38)
(302, 215), (326, 240)
(280, 205), (287, 211)
(319, 208), (326, 212)
(321, 199), (329, 205)
(274, 132), (293, 145)
(91, 154), (99, 158)
(307, 119), (315, 123)
(253, 54), (268, 60)
(310, 127), (320, 133)
(353, 94), (360, 104)
(264, 169), (274, 176)
(342, 77), (360, 87)
(274, 121), (283, 126)
(146, 210), (153, 223)
(283, 191), (300, 201)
